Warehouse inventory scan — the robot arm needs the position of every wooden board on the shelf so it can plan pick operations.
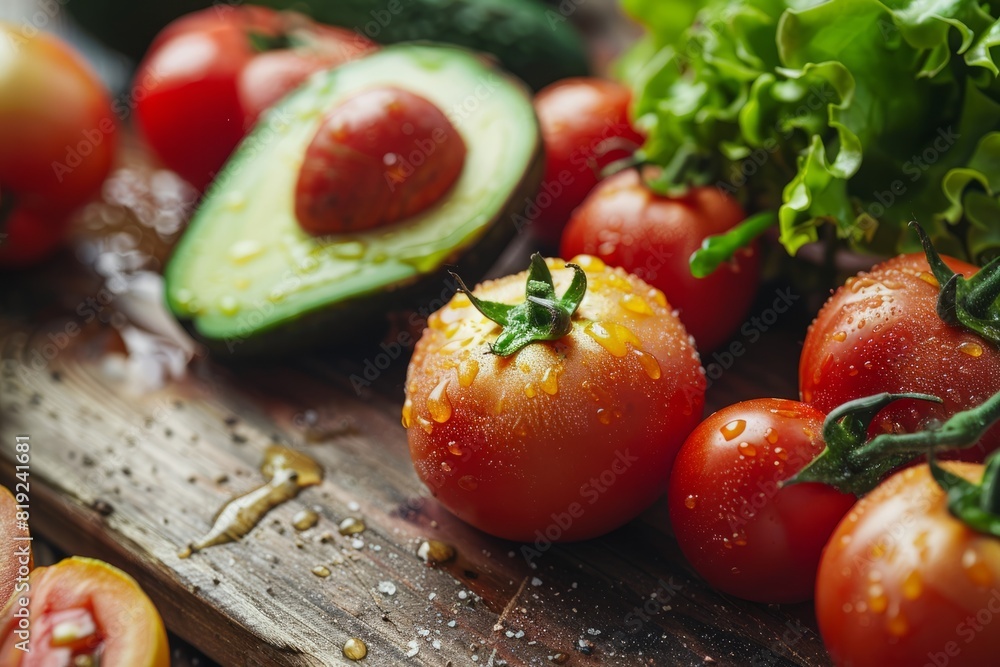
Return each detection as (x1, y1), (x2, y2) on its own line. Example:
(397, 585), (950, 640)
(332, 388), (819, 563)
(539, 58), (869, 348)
(0, 217), (832, 667)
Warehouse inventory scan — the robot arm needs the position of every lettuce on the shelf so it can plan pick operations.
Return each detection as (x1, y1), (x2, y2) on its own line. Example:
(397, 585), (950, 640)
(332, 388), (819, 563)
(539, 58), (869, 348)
(625, 0), (1000, 271)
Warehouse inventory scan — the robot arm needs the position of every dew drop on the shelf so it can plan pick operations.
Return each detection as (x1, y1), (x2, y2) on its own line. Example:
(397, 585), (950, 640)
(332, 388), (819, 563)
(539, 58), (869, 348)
(773, 447), (787, 461)
(427, 379), (452, 423)
(447, 441), (464, 456)
(720, 419), (746, 441)
(540, 366), (560, 395)
(458, 475), (478, 491)
(585, 321), (640, 357)
(458, 358), (480, 388)
(959, 342), (984, 358)
(737, 441), (757, 457)
(632, 349), (661, 380)
(524, 382), (537, 398)
(312, 565), (331, 578)
(902, 570), (922, 600)
(573, 255), (605, 272)
(292, 509), (319, 531)
(401, 398), (413, 428)
(417, 539), (457, 565)
(416, 416), (434, 434)
(440, 461), (452, 473)
(597, 408), (613, 425)
(621, 293), (653, 315)
(764, 428), (779, 445)
(684, 495), (697, 509)
(338, 517), (366, 536)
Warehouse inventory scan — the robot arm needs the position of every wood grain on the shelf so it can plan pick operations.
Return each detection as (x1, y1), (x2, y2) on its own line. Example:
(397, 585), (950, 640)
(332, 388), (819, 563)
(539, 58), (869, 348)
(0, 249), (830, 666)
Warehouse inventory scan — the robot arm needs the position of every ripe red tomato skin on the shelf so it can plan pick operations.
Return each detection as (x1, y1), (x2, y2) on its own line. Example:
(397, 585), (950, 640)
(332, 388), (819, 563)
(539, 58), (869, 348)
(295, 87), (466, 234)
(816, 463), (1000, 667)
(561, 169), (760, 352)
(532, 78), (644, 244)
(405, 257), (705, 542)
(133, 6), (374, 191)
(668, 399), (856, 603)
(800, 253), (1000, 461)
(0, 208), (72, 269)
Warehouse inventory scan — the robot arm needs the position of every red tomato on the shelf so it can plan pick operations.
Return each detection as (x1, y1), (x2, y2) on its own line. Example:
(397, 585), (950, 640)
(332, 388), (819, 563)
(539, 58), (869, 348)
(561, 169), (760, 352)
(405, 255), (705, 542)
(133, 6), (374, 190)
(295, 87), (466, 234)
(816, 463), (1000, 667)
(801, 253), (1000, 461)
(0, 24), (116, 266)
(0, 557), (169, 666)
(668, 399), (855, 602)
(531, 78), (644, 244)
(0, 485), (31, 609)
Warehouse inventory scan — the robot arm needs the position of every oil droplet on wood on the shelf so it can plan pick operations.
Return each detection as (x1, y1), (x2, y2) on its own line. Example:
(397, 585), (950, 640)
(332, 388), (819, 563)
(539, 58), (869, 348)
(458, 475), (478, 491)
(343, 638), (368, 661)
(458, 358), (479, 388)
(401, 398), (413, 428)
(621, 293), (653, 315)
(292, 508), (319, 531)
(632, 349), (661, 380)
(684, 495), (697, 509)
(584, 321), (640, 357)
(312, 565), (331, 578)
(338, 517), (366, 536)
(738, 442), (756, 457)
(427, 378), (452, 423)
(550, 652), (570, 664)
(721, 420), (746, 441)
(540, 367), (560, 395)
(179, 446), (323, 557)
(959, 342), (983, 358)
(417, 539), (456, 565)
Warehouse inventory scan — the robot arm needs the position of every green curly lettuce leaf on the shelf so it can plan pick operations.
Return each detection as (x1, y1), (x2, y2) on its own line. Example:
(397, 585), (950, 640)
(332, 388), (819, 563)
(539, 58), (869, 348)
(625, 0), (1000, 269)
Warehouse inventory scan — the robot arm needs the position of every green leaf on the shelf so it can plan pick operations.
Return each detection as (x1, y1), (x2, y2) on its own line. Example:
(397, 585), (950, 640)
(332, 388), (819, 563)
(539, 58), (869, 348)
(690, 211), (777, 277)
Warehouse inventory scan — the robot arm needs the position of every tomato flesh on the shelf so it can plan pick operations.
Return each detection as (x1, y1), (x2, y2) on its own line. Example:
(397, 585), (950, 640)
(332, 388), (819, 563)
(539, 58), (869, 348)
(295, 87), (466, 235)
(561, 170), (760, 352)
(668, 398), (855, 602)
(800, 253), (1000, 461)
(817, 463), (1000, 667)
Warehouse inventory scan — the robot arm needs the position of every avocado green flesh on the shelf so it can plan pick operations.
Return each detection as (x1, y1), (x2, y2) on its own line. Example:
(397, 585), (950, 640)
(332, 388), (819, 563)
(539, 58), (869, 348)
(165, 45), (539, 344)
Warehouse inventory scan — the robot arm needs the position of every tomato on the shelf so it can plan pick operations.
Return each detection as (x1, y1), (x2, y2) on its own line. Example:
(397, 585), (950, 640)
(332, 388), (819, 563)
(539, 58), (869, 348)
(801, 253), (1000, 461)
(668, 399), (855, 602)
(816, 463), (1000, 667)
(0, 24), (116, 266)
(531, 78), (644, 244)
(0, 557), (169, 666)
(295, 87), (466, 234)
(404, 254), (705, 542)
(0, 485), (31, 609)
(561, 169), (761, 352)
(133, 6), (375, 190)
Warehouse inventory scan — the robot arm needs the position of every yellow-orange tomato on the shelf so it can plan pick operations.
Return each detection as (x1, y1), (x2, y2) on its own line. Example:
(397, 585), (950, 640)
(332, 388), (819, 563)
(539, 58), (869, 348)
(0, 557), (169, 667)
(405, 256), (705, 542)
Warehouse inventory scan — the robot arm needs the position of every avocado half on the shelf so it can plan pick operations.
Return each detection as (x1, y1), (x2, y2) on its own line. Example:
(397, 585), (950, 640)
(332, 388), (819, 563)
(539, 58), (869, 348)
(164, 44), (542, 356)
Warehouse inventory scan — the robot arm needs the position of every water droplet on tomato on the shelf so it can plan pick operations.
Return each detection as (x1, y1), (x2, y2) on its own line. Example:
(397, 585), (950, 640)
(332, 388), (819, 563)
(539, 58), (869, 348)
(868, 584), (888, 613)
(416, 416), (434, 434)
(401, 398), (413, 428)
(585, 321), (639, 357)
(458, 475), (478, 491)
(773, 446), (787, 460)
(902, 570), (922, 600)
(447, 441), (463, 457)
(764, 428), (779, 445)
(919, 271), (940, 287)
(684, 495), (697, 509)
(621, 293), (653, 315)
(427, 379), (452, 423)
(440, 462), (452, 473)
(597, 408), (613, 425)
(959, 342), (984, 358)
(524, 382), (537, 398)
(458, 358), (479, 388)
(540, 366), (560, 395)
(738, 441), (756, 457)
(963, 548), (993, 586)
(720, 420), (746, 441)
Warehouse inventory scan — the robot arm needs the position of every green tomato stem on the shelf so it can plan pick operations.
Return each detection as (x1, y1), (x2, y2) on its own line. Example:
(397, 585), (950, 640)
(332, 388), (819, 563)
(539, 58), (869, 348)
(450, 253), (586, 357)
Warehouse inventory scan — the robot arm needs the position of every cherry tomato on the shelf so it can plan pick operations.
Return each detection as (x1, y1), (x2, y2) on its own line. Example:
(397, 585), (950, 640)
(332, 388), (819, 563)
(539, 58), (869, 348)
(0, 485), (31, 609)
(816, 463), (1000, 667)
(668, 399), (855, 602)
(133, 6), (375, 190)
(0, 557), (169, 667)
(405, 255), (705, 542)
(801, 253), (1000, 461)
(295, 87), (466, 234)
(0, 24), (116, 266)
(561, 169), (760, 352)
(531, 78), (644, 244)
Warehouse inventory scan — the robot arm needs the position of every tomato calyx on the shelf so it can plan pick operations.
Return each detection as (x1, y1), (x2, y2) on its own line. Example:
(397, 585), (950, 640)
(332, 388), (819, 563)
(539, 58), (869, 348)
(911, 220), (1000, 345)
(931, 451), (1000, 537)
(450, 254), (586, 356)
(785, 392), (942, 496)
